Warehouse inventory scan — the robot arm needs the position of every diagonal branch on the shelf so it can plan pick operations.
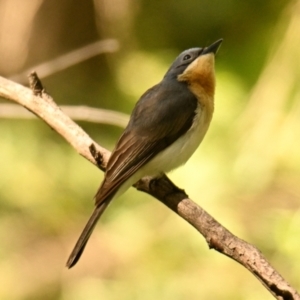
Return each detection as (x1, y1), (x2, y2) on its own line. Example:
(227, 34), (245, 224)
(0, 74), (299, 300)
(9, 39), (119, 83)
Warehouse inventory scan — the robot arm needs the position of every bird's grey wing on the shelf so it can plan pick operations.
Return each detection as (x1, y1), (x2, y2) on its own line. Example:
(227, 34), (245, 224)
(66, 84), (198, 268)
(95, 83), (198, 206)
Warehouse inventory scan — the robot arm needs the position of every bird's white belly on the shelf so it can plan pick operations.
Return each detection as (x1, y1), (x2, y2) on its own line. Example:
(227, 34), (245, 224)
(114, 105), (211, 198)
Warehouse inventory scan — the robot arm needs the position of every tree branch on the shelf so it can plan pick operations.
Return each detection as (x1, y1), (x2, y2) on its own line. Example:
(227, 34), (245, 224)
(9, 39), (119, 83)
(0, 103), (129, 128)
(0, 74), (299, 300)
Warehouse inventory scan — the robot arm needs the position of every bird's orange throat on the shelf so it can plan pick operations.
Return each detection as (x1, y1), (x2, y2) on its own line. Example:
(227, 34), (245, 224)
(177, 53), (216, 98)
(177, 53), (215, 121)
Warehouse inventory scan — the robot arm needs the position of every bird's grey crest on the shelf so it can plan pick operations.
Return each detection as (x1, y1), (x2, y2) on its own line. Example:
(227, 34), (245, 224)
(164, 48), (203, 79)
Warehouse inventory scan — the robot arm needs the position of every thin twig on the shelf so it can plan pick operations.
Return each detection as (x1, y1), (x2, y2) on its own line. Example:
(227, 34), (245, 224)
(0, 103), (129, 128)
(8, 39), (119, 83)
(0, 74), (299, 300)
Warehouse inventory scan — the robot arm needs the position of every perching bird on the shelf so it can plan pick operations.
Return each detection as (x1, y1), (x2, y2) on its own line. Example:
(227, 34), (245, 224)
(67, 39), (223, 268)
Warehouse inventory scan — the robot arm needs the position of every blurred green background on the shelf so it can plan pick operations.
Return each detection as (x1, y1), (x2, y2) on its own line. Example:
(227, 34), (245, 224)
(0, 0), (300, 299)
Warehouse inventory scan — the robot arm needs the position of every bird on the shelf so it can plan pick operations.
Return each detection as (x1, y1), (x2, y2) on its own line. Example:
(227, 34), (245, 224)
(66, 39), (223, 268)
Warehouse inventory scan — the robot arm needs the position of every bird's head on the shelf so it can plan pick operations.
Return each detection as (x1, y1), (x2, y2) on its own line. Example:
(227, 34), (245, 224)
(164, 39), (223, 98)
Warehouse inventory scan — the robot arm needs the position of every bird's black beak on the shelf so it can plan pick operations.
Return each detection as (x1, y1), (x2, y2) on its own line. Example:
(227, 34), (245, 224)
(202, 39), (223, 55)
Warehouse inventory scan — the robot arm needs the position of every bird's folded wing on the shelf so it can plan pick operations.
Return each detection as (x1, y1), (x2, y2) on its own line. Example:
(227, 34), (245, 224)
(95, 84), (198, 206)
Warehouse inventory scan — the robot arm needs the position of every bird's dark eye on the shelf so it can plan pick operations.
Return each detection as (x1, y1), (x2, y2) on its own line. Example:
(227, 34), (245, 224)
(183, 54), (191, 61)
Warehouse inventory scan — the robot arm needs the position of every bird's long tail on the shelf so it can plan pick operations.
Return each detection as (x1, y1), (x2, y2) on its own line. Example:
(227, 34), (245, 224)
(66, 200), (111, 268)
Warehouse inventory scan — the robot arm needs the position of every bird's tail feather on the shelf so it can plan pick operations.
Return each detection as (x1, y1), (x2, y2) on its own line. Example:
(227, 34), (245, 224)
(66, 200), (111, 268)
